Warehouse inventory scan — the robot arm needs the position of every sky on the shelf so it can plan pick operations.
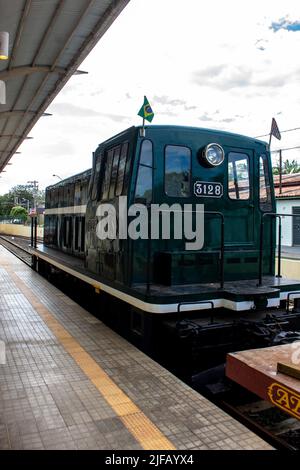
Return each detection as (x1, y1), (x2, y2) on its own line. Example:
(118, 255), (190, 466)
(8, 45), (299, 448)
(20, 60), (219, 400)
(1, 0), (300, 194)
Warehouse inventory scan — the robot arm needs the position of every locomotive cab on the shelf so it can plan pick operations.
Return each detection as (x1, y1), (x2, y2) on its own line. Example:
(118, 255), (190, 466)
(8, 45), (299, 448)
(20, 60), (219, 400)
(42, 125), (300, 318)
(133, 127), (275, 286)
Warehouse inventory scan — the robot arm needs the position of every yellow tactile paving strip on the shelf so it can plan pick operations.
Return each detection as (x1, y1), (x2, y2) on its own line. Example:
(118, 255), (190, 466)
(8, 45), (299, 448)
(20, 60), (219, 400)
(2, 261), (175, 450)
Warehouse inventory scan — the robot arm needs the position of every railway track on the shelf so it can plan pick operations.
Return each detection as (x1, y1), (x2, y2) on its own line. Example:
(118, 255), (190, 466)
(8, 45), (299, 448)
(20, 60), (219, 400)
(1, 234), (300, 450)
(0, 234), (33, 266)
(219, 394), (300, 450)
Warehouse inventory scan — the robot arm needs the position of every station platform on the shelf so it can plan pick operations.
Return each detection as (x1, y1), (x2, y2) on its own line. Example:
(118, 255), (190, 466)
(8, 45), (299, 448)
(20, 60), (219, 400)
(226, 344), (300, 422)
(0, 245), (272, 450)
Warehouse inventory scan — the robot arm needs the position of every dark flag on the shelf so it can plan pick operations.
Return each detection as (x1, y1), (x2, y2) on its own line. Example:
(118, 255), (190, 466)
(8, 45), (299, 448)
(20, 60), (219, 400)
(270, 117), (281, 140)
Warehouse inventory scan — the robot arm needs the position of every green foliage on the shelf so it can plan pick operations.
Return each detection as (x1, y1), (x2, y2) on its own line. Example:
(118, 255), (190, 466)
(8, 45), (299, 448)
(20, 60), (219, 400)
(10, 206), (28, 221)
(8, 185), (34, 204)
(273, 159), (300, 175)
(0, 193), (14, 216)
(0, 185), (45, 216)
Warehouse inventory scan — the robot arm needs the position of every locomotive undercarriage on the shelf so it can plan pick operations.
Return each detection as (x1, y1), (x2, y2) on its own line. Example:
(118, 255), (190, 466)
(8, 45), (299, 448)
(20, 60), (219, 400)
(160, 305), (300, 382)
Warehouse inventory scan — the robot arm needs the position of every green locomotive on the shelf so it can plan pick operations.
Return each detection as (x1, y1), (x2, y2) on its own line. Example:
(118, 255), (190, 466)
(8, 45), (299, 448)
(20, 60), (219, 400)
(41, 125), (300, 373)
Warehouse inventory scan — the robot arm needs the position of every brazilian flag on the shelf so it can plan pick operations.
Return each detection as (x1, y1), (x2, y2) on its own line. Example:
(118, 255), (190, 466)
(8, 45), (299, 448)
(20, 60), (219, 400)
(138, 96), (154, 122)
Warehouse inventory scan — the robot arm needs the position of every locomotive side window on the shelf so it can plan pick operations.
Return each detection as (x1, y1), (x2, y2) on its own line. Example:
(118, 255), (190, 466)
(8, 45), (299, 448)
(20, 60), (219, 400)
(74, 182), (81, 205)
(109, 146), (121, 199)
(59, 186), (64, 207)
(135, 140), (153, 204)
(45, 190), (50, 208)
(63, 185), (68, 206)
(69, 183), (75, 206)
(165, 145), (191, 197)
(228, 152), (250, 200)
(259, 155), (272, 211)
(116, 143), (129, 196)
(102, 149), (114, 200)
(53, 188), (58, 208)
(91, 157), (101, 201)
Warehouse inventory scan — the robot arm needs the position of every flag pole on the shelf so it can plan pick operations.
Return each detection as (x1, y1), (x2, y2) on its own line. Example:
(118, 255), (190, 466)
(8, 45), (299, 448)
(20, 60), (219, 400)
(269, 132), (272, 148)
(140, 117), (145, 137)
(279, 149), (282, 195)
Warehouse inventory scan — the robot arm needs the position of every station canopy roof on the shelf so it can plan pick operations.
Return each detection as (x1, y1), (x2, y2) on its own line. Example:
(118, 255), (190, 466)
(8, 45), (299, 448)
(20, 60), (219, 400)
(0, 0), (129, 173)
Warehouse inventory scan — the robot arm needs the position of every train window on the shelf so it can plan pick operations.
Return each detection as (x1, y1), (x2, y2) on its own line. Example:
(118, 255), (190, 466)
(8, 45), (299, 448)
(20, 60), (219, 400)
(88, 154), (95, 198)
(81, 216), (85, 252)
(165, 145), (191, 197)
(69, 183), (74, 206)
(102, 149), (114, 200)
(74, 216), (79, 251)
(54, 188), (59, 207)
(74, 182), (81, 205)
(135, 140), (153, 203)
(259, 155), (272, 211)
(63, 185), (68, 206)
(140, 139), (152, 166)
(109, 146), (121, 199)
(59, 186), (64, 207)
(81, 183), (87, 205)
(116, 143), (129, 196)
(45, 190), (50, 208)
(91, 158), (101, 201)
(228, 153), (250, 200)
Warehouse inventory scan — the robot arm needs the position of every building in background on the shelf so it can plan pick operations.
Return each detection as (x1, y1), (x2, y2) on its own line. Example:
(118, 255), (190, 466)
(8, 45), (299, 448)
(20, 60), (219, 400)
(275, 173), (300, 247)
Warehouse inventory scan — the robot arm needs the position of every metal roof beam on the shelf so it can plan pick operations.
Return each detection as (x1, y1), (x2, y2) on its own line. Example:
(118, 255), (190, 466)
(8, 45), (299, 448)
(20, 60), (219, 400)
(0, 65), (66, 81)
(0, 135), (33, 139)
(32, 0), (65, 66)
(8, 0), (32, 70)
(0, 110), (51, 120)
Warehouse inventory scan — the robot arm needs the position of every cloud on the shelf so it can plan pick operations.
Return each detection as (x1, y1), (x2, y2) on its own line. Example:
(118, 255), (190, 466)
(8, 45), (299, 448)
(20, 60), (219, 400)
(193, 65), (252, 90)
(102, 113), (128, 122)
(198, 113), (213, 122)
(255, 39), (268, 51)
(153, 95), (186, 106)
(49, 102), (128, 122)
(50, 103), (101, 117)
(220, 118), (235, 123)
(159, 111), (177, 117)
(271, 17), (300, 33)
(193, 64), (295, 90)
(193, 65), (225, 79)
(90, 89), (104, 97)
(198, 112), (236, 124)
(184, 105), (197, 111)
(38, 140), (75, 158)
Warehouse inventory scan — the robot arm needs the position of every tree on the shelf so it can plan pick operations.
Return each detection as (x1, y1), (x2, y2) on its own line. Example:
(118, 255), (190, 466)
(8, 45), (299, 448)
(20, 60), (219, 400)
(10, 205), (28, 222)
(8, 185), (34, 205)
(0, 193), (14, 216)
(0, 184), (45, 217)
(273, 159), (300, 175)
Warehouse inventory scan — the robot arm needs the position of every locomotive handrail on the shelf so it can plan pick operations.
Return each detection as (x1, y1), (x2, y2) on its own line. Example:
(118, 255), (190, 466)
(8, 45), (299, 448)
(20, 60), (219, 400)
(286, 291), (300, 314)
(203, 211), (225, 289)
(258, 212), (299, 286)
(177, 300), (215, 324)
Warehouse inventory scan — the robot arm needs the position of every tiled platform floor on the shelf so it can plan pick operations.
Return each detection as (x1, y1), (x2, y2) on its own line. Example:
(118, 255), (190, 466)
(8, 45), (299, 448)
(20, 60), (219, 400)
(0, 245), (272, 450)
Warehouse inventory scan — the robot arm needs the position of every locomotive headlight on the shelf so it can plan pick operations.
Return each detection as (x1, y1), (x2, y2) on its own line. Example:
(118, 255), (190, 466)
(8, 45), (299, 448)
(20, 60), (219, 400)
(203, 143), (224, 167)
